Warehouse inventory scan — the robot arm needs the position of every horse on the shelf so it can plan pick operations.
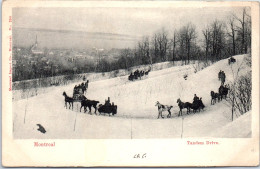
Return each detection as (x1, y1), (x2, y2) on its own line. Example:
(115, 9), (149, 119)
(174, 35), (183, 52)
(80, 99), (100, 114)
(155, 101), (173, 119)
(62, 91), (74, 110)
(177, 98), (191, 116)
(140, 70), (145, 79)
(210, 91), (220, 105)
(133, 70), (140, 79)
(145, 69), (151, 75)
(219, 85), (229, 100)
(128, 73), (134, 81)
(145, 66), (151, 75)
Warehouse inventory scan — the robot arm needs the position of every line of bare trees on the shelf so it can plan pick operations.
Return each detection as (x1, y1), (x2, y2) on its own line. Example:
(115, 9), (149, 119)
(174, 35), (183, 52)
(108, 7), (251, 72)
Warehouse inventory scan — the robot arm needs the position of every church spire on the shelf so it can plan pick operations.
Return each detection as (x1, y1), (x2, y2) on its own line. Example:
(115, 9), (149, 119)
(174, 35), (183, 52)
(35, 35), (38, 47)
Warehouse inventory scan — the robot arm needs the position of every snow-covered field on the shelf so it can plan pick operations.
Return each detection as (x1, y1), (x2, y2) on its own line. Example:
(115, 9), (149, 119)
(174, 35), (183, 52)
(13, 55), (251, 139)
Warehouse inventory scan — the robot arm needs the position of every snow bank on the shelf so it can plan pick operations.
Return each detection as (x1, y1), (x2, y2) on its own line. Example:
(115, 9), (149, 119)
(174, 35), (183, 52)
(210, 111), (251, 138)
(13, 54), (252, 138)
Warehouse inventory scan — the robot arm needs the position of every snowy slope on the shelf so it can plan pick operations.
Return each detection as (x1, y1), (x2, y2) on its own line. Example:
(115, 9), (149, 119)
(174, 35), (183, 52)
(210, 111), (251, 138)
(13, 54), (251, 139)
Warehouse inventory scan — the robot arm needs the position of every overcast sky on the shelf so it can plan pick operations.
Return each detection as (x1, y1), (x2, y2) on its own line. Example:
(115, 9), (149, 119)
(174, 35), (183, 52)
(13, 7), (246, 49)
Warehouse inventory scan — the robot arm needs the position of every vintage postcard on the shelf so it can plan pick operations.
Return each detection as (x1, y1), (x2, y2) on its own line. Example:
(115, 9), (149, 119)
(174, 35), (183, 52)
(2, 0), (259, 167)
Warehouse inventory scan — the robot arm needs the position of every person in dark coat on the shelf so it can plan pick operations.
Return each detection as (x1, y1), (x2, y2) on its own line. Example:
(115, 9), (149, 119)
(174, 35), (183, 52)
(218, 70), (222, 81)
(193, 94), (199, 103)
(73, 85), (78, 94)
(105, 97), (111, 106)
(221, 71), (226, 85)
(198, 97), (205, 109)
(85, 80), (89, 89)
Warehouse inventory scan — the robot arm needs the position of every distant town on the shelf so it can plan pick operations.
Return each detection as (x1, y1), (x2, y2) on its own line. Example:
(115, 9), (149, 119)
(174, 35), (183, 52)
(13, 35), (124, 81)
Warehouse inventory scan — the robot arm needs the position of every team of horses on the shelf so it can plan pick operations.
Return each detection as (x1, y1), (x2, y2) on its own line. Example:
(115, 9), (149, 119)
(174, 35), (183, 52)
(177, 98), (205, 116)
(155, 97), (205, 119)
(80, 98), (117, 116)
(128, 68), (151, 81)
(211, 70), (229, 105)
(63, 56), (235, 119)
(63, 80), (117, 116)
(210, 84), (229, 105)
(63, 91), (117, 116)
(156, 64), (233, 119)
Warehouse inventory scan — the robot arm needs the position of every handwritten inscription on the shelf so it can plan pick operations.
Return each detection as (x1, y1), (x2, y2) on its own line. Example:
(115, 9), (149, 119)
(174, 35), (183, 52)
(133, 153), (147, 159)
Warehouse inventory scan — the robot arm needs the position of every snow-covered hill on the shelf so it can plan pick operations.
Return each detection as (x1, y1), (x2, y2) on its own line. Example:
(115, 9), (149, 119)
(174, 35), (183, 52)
(13, 54), (251, 139)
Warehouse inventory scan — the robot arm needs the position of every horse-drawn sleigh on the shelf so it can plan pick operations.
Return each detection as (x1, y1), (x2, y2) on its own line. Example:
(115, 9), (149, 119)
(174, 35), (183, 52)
(63, 89), (117, 116)
(128, 67), (151, 81)
(72, 87), (86, 101)
(62, 91), (86, 110)
(228, 57), (236, 65)
(62, 82), (88, 109)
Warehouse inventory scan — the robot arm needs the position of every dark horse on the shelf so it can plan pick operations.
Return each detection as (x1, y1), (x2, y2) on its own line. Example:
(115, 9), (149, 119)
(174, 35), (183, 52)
(145, 69), (151, 75)
(219, 85), (229, 100)
(140, 70), (145, 79)
(80, 99), (100, 114)
(145, 67), (151, 75)
(63, 91), (74, 110)
(177, 98), (191, 116)
(210, 91), (220, 105)
(128, 73), (134, 81)
(134, 70), (140, 80)
(155, 101), (173, 119)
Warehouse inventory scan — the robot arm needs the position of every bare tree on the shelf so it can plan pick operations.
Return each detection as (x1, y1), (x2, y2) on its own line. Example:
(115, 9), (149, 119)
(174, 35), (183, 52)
(152, 28), (169, 62)
(233, 7), (251, 54)
(211, 20), (226, 60)
(120, 48), (132, 69)
(227, 17), (237, 56)
(177, 23), (197, 64)
(170, 30), (177, 62)
(137, 36), (150, 65)
(151, 33), (159, 63)
(176, 28), (186, 63)
(202, 26), (211, 62)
